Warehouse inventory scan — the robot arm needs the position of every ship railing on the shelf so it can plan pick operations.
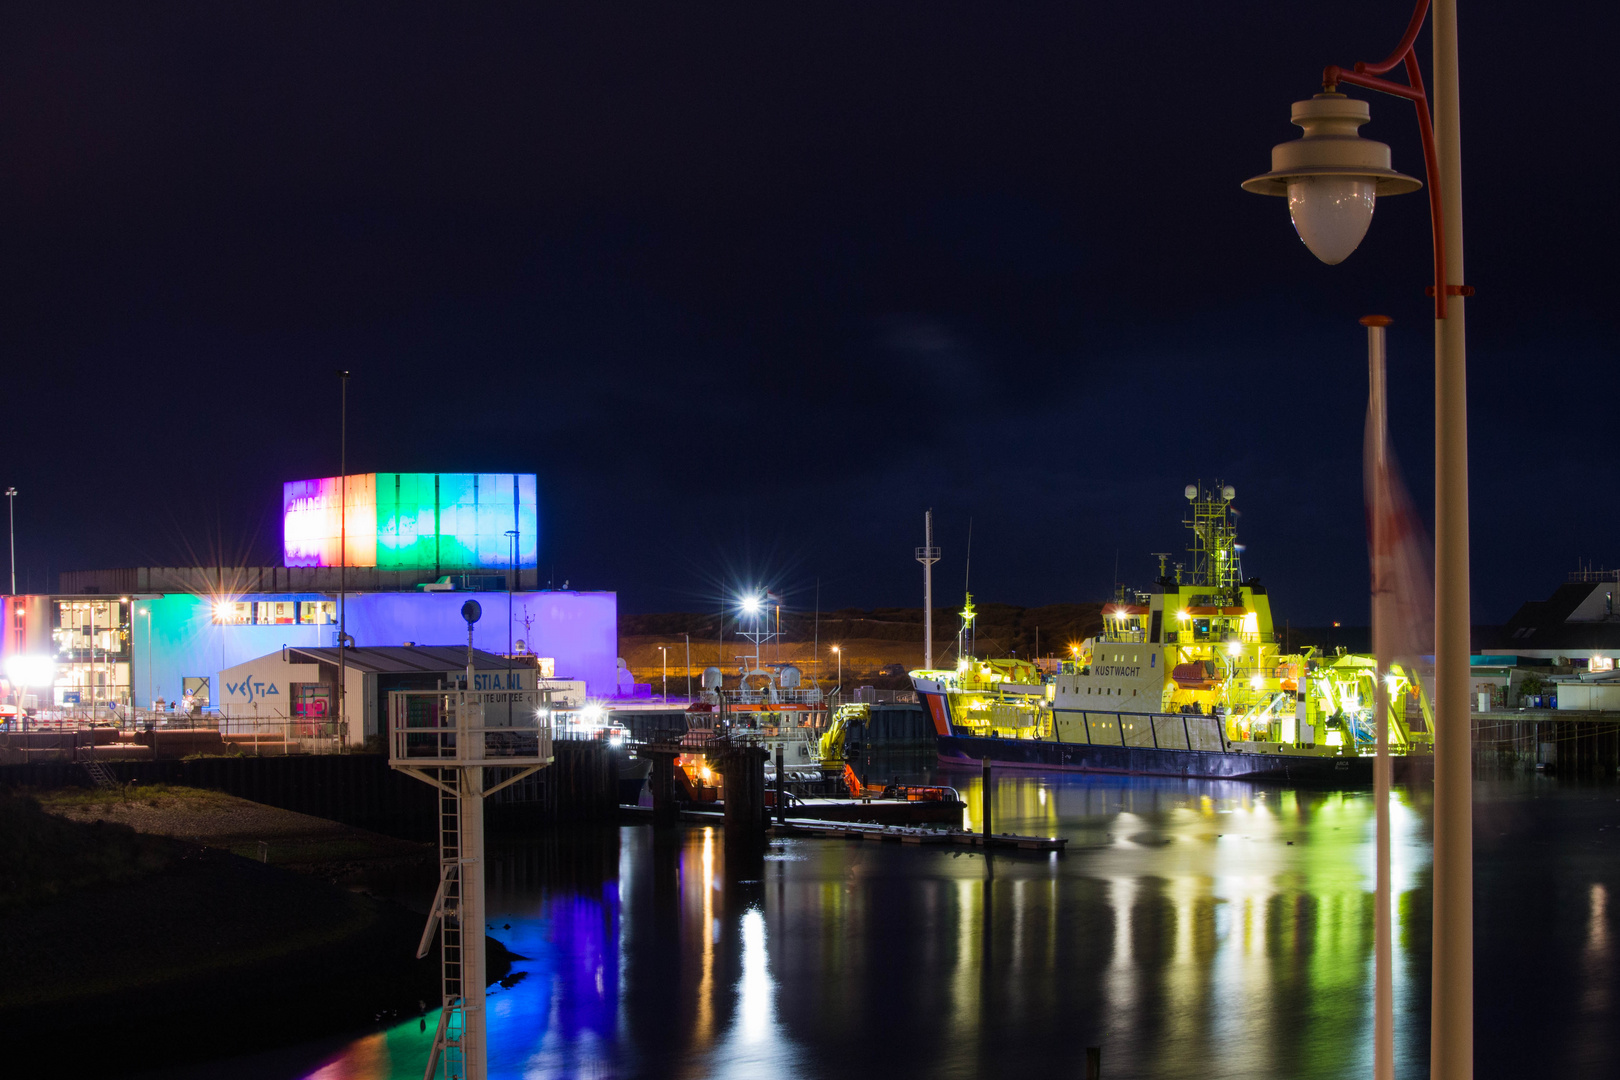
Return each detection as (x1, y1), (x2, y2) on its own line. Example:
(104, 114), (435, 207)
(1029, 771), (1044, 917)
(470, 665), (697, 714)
(703, 687), (826, 706)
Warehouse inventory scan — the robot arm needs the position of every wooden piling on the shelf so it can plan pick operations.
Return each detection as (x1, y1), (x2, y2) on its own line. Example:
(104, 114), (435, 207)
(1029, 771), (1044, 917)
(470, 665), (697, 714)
(775, 744), (786, 826)
(982, 757), (992, 837)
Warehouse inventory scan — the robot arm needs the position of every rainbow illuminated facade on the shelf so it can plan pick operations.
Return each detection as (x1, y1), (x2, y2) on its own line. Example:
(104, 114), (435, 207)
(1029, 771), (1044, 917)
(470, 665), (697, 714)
(283, 473), (538, 570)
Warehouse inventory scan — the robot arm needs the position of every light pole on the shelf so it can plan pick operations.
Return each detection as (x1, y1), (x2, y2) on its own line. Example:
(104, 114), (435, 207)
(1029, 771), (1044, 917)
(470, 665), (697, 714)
(140, 606), (152, 719)
(5, 486), (15, 595)
(1242, 4), (1470, 1078)
(658, 646), (668, 699)
(683, 632), (691, 700)
(831, 645), (841, 700)
(337, 370), (350, 748)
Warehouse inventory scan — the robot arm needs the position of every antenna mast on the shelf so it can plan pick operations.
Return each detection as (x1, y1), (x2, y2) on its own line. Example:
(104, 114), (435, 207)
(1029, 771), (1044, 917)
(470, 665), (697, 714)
(915, 509), (941, 669)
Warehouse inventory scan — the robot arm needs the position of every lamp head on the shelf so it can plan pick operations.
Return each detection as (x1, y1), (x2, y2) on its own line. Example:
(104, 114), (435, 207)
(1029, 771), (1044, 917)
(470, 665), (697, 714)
(1242, 94), (1421, 264)
(740, 595), (761, 615)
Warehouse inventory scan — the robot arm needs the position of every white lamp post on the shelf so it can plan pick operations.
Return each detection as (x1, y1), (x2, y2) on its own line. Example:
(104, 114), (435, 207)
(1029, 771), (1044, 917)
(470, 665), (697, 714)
(4, 486), (15, 596)
(831, 645), (841, 700)
(140, 607), (153, 719)
(1243, 4), (1471, 1078)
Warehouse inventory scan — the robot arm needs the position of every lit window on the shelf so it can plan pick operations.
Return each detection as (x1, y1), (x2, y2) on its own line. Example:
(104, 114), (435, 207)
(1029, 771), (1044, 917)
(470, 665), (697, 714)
(299, 601), (337, 625)
(255, 601), (296, 625)
(213, 601), (253, 625)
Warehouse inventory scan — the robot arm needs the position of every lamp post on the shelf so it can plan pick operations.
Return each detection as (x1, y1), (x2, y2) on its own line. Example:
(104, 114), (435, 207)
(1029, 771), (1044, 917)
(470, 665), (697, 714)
(1242, 3), (1470, 1078)
(337, 370), (350, 749)
(831, 645), (841, 700)
(658, 645), (668, 699)
(684, 632), (691, 701)
(140, 607), (152, 715)
(4, 486), (15, 596)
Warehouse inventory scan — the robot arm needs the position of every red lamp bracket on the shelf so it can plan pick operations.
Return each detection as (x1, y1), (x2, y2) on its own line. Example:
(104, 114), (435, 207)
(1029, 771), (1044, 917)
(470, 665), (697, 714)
(1319, 0), (1457, 320)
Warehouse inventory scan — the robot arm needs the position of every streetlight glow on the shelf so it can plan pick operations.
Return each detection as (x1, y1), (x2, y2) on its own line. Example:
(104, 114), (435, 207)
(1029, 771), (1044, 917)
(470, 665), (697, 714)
(740, 594), (761, 615)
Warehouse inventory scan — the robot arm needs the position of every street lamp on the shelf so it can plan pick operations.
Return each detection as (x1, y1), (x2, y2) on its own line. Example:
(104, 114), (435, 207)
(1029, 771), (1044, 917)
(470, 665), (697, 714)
(5, 486), (16, 595)
(658, 645), (668, 699)
(1242, 4), (1471, 1079)
(139, 606), (153, 719)
(830, 645), (841, 700)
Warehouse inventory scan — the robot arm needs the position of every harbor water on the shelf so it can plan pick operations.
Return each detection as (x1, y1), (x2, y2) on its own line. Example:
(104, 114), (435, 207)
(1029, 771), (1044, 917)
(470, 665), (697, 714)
(153, 755), (1619, 1079)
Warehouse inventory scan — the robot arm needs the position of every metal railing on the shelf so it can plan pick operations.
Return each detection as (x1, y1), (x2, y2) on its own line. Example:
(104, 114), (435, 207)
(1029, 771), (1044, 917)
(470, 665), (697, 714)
(387, 689), (554, 766)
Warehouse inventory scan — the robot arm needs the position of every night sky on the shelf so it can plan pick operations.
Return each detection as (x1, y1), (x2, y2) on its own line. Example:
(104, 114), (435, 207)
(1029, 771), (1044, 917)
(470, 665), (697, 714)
(2, 2), (1614, 624)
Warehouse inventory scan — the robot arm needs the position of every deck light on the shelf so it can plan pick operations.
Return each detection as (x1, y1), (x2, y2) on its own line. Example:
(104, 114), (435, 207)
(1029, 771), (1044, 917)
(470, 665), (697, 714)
(1242, 94), (1420, 264)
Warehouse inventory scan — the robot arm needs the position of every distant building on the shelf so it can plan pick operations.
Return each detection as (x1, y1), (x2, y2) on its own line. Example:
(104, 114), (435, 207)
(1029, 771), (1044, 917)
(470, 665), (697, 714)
(1475, 571), (1620, 711)
(1481, 573), (1620, 665)
(0, 473), (617, 723)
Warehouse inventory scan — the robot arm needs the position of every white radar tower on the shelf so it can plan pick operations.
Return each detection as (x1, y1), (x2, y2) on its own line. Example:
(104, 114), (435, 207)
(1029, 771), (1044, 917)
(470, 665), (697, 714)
(387, 599), (554, 1080)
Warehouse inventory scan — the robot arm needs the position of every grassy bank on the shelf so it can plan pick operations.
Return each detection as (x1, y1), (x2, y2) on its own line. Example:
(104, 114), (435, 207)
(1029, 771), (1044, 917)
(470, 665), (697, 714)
(0, 791), (511, 1075)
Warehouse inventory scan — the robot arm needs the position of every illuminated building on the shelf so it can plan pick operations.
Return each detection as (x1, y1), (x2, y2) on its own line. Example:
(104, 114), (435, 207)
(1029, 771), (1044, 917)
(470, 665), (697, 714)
(0, 473), (617, 734)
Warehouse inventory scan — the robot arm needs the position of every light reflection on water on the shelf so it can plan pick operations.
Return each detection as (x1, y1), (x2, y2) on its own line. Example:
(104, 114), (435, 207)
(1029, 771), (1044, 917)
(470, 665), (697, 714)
(287, 767), (1619, 1080)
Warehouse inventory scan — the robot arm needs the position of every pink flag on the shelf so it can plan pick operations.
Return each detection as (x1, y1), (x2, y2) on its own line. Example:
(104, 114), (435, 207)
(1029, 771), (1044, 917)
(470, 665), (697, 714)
(1364, 324), (1434, 673)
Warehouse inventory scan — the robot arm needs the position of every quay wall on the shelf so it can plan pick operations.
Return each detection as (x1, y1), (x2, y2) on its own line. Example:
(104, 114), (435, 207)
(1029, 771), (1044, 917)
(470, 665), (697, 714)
(1473, 712), (1619, 776)
(0, 742), (620, 841)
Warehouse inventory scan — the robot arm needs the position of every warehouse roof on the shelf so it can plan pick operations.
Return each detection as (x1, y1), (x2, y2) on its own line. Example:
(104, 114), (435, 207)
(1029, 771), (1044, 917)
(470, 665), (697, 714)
(284, 645), (521, 673)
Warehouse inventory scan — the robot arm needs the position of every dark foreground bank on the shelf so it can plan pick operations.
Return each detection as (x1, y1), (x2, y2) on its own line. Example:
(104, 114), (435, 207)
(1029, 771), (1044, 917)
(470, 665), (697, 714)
(0, 793), (513, 1076)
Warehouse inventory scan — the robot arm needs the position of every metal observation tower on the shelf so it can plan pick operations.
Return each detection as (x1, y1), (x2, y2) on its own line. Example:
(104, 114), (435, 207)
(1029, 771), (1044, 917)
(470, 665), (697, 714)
(388, 599), (554, 1080)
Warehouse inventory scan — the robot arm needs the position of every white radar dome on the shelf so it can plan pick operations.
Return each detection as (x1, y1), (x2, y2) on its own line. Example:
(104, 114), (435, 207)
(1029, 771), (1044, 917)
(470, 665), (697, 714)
(701, 666), (723, 690)
(1222, 485), (1236, 500)
(1184, 485), (1198, 499)
(779, 664), (802, 688)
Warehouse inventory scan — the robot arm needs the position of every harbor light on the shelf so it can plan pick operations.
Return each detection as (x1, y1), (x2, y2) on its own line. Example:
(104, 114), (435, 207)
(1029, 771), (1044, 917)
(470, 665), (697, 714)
(4, 654), (54, 687)
(1226, 640), (1243, 657)
(1241, 94), (1420, 264)
(740, 594), (761, 615)
(1176, 609), (1190, 622)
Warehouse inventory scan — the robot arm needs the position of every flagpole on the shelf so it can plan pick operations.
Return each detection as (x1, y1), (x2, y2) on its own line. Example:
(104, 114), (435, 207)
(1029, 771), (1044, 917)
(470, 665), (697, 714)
(1363, 314), (1395, 1080)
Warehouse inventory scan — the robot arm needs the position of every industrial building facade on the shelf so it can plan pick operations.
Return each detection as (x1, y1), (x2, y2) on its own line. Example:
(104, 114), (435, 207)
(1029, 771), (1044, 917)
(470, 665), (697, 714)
(1, 472), (617, 722)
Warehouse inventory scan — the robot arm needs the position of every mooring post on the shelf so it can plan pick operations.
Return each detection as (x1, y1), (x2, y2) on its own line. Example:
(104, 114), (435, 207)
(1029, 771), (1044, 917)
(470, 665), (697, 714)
(982, 757), (992, 837)
(774, 744), (786, 826)
(1085, 1046), (1101, 1080)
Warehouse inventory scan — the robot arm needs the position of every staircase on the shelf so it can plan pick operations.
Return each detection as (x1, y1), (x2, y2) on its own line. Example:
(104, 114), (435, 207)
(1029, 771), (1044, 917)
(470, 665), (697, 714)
(81, 761), (118, 790)
(437, 769), (467, 1080)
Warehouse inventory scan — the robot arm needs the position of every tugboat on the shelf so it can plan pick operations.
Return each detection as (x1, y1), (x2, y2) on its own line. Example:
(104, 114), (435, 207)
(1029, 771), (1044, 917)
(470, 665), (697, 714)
(909, 484), (1434, 783)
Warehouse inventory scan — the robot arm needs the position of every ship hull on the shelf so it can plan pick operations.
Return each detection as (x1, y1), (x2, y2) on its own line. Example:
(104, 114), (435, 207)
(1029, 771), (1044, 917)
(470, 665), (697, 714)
(937, 733), (1431, 785)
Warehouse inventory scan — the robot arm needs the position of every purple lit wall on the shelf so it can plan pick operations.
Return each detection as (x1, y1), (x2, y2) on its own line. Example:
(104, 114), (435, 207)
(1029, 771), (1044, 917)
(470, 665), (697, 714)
(344, 591), (617, 695)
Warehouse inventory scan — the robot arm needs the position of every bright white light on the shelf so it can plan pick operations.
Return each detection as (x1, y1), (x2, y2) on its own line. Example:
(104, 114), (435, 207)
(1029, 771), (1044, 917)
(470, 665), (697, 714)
(1250, 674), (1264, 690)
(740, 595), (762, 614)
(738, 908), (771, 1040)
(1287, 175), (1377, 264)
(213, 601), (235, 621)
(1227, 640), (1243, 657)
(4, 655), (55, 687)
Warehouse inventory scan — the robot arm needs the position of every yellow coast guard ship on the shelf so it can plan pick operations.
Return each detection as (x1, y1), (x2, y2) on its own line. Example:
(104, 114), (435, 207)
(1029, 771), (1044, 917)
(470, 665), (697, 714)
(910, 483), (1434, 783)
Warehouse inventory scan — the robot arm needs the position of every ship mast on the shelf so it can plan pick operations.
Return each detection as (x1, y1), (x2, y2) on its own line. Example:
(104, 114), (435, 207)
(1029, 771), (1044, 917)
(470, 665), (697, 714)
(1183, 482), (1242, 605)
(915, 510), (941, 669)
